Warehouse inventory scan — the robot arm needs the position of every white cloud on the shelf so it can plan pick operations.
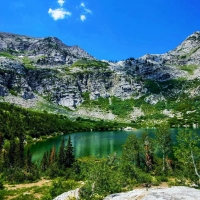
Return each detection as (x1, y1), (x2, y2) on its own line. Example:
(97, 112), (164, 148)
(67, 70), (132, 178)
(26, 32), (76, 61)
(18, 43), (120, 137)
(80, 15), (86, 22)
(58, 0), (65, 6)
(48, 8), (71, 20)
(80, 2), (92, 14)
(80, 3), (85, 7)
(85, 8), (92, 14)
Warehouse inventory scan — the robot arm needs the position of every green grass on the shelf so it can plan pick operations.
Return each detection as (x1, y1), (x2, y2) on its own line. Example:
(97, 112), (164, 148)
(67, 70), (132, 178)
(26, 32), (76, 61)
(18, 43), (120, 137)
(35, 101), (73, 115)
(144, 80), (161, 94)
(159, 79), (187, 93)
(191, 46), (200, 54)
(81, 93), (167, 119)
(0, 52), (14, 59)
(1, 184), (50, 200)
(9, 89), (18, 96)
(81, 92), (110, 110)
(179, 46), (200, 60)
(178, 65), (198, 75)
(71, 59), (109, 69)
(109, 97), (134, 117)
(22, 56), (36, 69)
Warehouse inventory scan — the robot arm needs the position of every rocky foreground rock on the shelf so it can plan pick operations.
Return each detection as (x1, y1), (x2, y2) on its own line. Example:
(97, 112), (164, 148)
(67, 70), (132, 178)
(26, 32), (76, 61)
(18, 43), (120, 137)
(54, 186), (200, 200)
(53, 188), (80, 200)
(104, 186), (200, 200)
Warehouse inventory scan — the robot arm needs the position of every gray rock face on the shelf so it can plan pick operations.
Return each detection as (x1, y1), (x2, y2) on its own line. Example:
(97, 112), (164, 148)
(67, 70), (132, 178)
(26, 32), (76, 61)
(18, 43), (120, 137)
(0, 85), (8, 96)
(104, 186), (200, 200)
(144, 94), (166, 105)
(164, 31), (200, 66)
(0, 32), (94, 67)
(113, 31), (200, 82)
(53, 186), (200, 200)
(53, 188), (80, 200)
(146, 32), (200, 67)
(26, 69), (143, 108)
(0, 31), (200, 110)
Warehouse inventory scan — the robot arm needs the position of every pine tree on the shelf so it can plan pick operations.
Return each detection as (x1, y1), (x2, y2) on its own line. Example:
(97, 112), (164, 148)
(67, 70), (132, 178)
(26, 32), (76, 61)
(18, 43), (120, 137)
(26, 148), (32, 171)
(0, 132), (3, 155)
(46, 151), (50, 167)
(50, 145), (56, 165)
(14, 142), (20, 168)
(41, 152), (48, 171)
(58, 137), (65, 169)
(65, 135), (75, 168)
(8, 138), (16, 167)
(14, 135), (25, 168)
(3, 150), (9, 168)
(18, 135), (25, 168)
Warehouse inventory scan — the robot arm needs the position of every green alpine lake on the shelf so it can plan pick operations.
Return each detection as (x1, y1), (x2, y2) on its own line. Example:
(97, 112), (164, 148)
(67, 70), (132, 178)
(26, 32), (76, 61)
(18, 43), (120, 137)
(29, 128), (200, 164)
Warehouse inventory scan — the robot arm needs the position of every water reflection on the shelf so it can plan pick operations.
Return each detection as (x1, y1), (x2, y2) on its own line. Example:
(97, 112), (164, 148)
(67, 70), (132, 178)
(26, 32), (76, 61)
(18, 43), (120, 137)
(29, 129), (200, 163)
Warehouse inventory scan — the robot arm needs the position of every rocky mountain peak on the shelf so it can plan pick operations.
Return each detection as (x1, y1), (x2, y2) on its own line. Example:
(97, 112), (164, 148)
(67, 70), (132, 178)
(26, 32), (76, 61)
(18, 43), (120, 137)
(186, 31), (200, 41)
(156, 32), (200, 66)
(171, 31), (200, 54)
(0, 31), (94, 67)
(0, 31), (200, 121)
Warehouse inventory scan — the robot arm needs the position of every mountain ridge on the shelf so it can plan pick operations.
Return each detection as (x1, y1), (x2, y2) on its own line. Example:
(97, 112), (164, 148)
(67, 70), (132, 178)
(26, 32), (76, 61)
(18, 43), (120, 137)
(0, 31), (200, 126)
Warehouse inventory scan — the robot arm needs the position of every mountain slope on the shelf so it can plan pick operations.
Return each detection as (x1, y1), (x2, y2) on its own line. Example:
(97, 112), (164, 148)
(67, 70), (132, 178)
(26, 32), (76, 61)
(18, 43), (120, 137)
(0, 32), (93, 66)
(0, 31), (200, 126)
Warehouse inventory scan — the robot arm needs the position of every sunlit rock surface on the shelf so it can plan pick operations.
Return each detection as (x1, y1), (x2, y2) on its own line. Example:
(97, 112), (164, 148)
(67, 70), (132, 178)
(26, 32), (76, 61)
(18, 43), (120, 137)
(104, 186), (200, 200)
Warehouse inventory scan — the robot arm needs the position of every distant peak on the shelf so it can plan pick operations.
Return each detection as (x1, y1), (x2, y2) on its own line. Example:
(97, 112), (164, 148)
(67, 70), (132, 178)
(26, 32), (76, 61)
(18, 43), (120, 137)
(44, 36), (59, 40)
(186, 31), (200, 41)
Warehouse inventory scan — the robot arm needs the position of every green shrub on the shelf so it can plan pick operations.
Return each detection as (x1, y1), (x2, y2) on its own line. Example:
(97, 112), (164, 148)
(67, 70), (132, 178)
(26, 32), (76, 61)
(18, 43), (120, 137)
(46, 179), (79, 199)
(0, 52), (14, 59)
(71, 59), (109, 69)
(4, 166), (39, 183)
(9, 89), (18, 96)
(178, 65), (198, 75)
(12, 194), (36, 200)
(144, 80), (160, 94)
(0, 190), (6, 200)
(22, 56), (36, 69)
(109, 97), (134, 117)
(41, 193), (52, 200)
(180, 55), (187, 59)
(80, 159), (124, 200)
(0, 181), (4, 190)
(40, 135), (48, 140)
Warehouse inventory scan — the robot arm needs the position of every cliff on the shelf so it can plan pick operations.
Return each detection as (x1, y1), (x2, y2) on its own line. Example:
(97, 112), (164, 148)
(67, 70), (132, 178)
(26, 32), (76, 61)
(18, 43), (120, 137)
(0, 31), (200, 124)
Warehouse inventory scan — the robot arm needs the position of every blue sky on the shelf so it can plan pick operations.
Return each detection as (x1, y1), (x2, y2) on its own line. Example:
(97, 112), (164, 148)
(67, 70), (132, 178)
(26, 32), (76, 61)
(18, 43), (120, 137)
(0, 0), (200, 60)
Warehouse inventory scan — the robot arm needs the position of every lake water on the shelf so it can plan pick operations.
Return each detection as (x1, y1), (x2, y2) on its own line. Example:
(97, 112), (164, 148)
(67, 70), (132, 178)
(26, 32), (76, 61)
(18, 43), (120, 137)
(29, 128), (200, 164)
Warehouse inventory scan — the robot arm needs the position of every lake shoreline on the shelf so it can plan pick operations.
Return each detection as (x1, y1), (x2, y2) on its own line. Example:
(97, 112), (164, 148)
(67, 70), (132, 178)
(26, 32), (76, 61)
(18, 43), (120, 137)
(28, 128), (199, 164)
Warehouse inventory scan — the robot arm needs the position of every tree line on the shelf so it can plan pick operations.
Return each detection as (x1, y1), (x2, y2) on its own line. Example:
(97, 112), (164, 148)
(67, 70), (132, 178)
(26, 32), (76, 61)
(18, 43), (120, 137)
(40, 136), (75, 178)
(0, 134), (75, 184)
(0, 102), (126, 141)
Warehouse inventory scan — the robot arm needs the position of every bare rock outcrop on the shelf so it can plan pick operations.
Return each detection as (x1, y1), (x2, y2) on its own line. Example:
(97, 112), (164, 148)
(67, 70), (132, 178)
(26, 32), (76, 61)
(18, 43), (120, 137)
(104, 186), (200, 200)
(53, 188), (80, 200)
